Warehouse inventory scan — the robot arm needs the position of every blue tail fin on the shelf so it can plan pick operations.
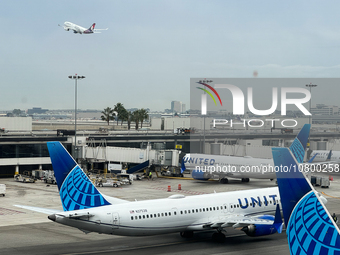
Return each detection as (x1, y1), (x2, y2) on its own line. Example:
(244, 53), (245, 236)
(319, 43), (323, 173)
(327, 150), (333, 160)
(289, 124), (310, 163)
(272, 147), (340, 255)
(47, 142), (111, 211)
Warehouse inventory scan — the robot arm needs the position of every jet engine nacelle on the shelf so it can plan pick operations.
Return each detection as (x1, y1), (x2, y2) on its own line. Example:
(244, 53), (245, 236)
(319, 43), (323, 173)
(241, 224), (278, 237)
(192, 169), (211, 180)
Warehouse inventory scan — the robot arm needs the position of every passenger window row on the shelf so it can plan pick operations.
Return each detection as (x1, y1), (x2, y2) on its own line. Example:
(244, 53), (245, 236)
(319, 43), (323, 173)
(130, 199), (281, 220)
(131, 211), (175, 220)
(180, 206), (224, 215)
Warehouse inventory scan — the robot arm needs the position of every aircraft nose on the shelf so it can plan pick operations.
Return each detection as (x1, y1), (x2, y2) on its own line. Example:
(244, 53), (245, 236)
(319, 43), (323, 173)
(48, 214), (56, 221)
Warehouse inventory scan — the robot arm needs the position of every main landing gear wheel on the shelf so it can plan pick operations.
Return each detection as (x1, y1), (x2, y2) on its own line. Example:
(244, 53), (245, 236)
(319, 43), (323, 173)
(180, 231), (194, 238)
(241, 178), (250, 182)
(220, 178), (228, 184)
(212, 232), (226, 242)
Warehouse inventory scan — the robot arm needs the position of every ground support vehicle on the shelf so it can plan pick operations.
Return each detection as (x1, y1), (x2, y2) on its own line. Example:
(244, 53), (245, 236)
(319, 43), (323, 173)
(14, 171), (35, 183)
(42, 170), (57, 185)
(95, 178), (121, 187)
(0, 184), (5, 196)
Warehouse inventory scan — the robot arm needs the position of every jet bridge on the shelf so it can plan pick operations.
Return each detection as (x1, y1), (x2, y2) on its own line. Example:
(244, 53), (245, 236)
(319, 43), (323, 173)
(84, 145), (180, 170)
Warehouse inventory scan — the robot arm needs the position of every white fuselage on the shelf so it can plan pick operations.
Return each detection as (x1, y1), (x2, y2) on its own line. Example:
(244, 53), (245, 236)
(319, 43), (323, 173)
(184, 153), (275, 179)
(63, 22), (87, 34)
(53, 187), (280, 236)
(310, 150), (340, 163)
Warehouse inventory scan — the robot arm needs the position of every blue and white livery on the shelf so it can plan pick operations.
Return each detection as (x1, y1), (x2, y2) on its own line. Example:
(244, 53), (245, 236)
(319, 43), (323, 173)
(272, 147), (340, 254)
(17, 141), (285, 241)
(183, 124), (310, 183)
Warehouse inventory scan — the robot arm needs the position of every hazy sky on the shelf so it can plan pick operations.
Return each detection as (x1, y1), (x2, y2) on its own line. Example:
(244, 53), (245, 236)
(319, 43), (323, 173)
(2, 1), (340, 112)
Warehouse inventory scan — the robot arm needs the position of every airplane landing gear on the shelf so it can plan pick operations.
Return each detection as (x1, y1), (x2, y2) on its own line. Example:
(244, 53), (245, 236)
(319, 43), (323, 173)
(220, 178), (229, 184)
(212, 232), (226, 242)
(180, 231), (194, 238)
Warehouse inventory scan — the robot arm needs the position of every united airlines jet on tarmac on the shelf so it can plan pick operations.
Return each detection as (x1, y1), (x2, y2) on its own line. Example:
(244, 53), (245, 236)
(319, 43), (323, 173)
(182, 124), (310, 183)
(16, 141), (284, 241)
(15, 125), (320, 242)
(59, 22), (108, 34)
(272, 147), (340, 254)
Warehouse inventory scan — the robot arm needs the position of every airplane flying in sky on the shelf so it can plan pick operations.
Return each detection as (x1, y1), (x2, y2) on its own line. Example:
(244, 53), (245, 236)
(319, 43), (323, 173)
(59, 22), (108, 34)
(16, 141), (287, 242)
(272, 147), (340, 254)
(182, 124), (311, 183)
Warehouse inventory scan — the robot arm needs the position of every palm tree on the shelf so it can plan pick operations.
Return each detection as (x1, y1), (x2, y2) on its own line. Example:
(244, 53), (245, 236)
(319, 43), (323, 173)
(101, 107), (115, 125)
(132, 110), (141, 130)
(113, 102), (126, 125)
(120, 108), (129, 126)
(139, 108), (149, 128)
(127, 111), (133, 130)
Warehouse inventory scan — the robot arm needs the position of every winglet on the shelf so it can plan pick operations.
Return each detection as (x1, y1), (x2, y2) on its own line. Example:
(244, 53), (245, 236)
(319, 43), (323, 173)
(181, 158), (186, 173)
(288, 124), (310, 163)
(273, 204), (283, 234)
(308, 152), (318, 163)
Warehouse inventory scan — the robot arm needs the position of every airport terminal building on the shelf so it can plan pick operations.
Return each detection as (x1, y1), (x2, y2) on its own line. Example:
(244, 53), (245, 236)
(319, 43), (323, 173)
(1, 116), (340, 177)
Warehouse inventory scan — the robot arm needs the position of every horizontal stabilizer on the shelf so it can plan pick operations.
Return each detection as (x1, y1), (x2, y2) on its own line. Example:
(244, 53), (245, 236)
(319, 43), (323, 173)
(15, 205), (62, 215)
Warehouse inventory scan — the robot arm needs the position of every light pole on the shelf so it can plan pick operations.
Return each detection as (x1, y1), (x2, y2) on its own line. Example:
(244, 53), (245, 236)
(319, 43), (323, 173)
(305, 83), (317, 125)
(198, 79), (213, 153)
(68, 74), (85, 159)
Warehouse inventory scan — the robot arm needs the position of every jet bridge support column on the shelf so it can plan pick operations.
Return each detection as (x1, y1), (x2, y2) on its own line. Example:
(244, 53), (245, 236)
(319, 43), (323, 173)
(104, 163), (107, 174)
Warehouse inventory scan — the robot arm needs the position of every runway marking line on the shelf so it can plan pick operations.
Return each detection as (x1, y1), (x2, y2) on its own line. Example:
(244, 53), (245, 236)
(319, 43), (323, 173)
(321, 192), (340, 199)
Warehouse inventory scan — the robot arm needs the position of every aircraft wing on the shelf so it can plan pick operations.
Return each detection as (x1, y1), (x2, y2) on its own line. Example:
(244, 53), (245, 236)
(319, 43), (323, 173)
(15, 205), (62, 215)
(188, 204), (283, 235)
